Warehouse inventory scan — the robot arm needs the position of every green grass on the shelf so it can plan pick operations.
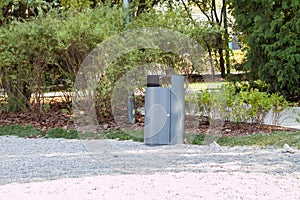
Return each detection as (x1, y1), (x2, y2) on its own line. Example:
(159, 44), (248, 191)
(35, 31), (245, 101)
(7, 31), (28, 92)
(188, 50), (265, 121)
(186, 131), (300, 149)
(217, 131), (300, 149)
(0, 124), (144, 141)
(0, 124), (40, 138)
(186, 133), (207, 144)
(102, 129), (144, 142)
(0, 124), (299, 149)
(45, 128), (80, 139)
(75, 129), (144, 141)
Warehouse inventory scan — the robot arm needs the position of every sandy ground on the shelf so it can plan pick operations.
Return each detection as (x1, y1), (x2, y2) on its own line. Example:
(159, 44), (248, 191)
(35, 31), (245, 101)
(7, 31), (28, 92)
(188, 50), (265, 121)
(1, 137), (299, 199)
(0, 172), (299, 200)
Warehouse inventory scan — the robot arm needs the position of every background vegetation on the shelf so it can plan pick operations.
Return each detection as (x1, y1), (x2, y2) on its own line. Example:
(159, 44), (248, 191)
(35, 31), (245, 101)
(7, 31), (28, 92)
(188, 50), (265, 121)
(0, 0), (299, 144)
(230, 0), (300, 100)
(1, 124), (299, 149)
(186, 82), (293, 126)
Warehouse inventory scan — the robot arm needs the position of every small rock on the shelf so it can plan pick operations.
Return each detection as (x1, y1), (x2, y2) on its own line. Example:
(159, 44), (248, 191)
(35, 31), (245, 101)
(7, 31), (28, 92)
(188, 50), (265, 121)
(224, 129), (231, 132)
(282, 144), (296, 154)
(103, 124), (109, 130)
(210, 141), (220, 147)
(209, 141), (223, 152)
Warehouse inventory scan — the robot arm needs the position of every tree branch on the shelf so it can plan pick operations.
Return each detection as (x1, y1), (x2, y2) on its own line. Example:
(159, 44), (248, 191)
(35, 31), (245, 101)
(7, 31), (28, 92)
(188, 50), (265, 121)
(193, 0), (212, 21)
(212, 0), (220, 24)
(180, 0), (196, 24)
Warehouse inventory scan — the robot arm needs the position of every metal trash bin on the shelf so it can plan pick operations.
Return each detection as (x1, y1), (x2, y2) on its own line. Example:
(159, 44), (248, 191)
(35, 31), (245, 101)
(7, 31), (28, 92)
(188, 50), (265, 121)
(144, 75), (185, 145)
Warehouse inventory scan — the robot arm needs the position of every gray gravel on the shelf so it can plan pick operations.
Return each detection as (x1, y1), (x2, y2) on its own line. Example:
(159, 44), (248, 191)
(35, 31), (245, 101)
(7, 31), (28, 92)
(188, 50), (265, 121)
(1, 136), (299, 186)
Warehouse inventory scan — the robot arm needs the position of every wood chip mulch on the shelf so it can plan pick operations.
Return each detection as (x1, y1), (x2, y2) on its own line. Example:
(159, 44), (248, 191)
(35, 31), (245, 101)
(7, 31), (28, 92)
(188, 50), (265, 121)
(0, 102), (297, 136)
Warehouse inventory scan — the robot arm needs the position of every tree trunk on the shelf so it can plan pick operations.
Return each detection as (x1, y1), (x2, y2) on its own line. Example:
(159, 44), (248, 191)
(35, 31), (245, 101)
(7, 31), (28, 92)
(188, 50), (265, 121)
(206, 42), (215, 80)
(137, 0), (146, 16)
(223, 0), (230, 76)
(218, 47), (226, 78)
(215, 33), (226, 78)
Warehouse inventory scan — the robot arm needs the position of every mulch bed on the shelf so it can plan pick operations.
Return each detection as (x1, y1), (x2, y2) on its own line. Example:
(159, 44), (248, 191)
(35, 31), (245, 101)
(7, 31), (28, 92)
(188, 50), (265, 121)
(198, 121), (296, 137)
(0, 102), (297, 136)
(0, 102), (75, 131)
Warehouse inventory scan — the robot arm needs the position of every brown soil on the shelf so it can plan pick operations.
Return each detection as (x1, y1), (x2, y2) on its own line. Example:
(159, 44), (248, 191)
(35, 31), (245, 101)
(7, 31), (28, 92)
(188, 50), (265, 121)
(0, 102), (75, 131)
(198, 121), (296, 137)
(0, 102), (296, 136)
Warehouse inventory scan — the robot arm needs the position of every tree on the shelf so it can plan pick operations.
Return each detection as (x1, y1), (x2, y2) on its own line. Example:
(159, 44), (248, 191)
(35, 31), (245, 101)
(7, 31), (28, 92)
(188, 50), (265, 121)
(126, 0), (228, 78)
(0, 0), (59, 26)
(231, 0), (300, 100)
(182, 0), (231, 78)
(0, 6), (125, 113)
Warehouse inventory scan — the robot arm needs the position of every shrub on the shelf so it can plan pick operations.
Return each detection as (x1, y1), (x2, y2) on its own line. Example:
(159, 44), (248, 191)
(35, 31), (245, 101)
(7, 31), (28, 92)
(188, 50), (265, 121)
(232, 0), (300, 100)
(0, 6), (125, 115)
(194, 82), (291, 125)
(269, 93), (291, 126)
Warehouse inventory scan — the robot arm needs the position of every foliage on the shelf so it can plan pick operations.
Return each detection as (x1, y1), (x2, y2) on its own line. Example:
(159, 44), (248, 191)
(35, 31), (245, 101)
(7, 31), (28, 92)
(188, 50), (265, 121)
(231, 0), (300, 100)
(0, 124), (40, 137)
(45, 128), (80, 139)
(0, 2), (223, 121)
(184, 0), (231, 78)
(230, 49), (246, 70)
(102, 129), (144, 142)
(127, 6), (223, 75)
(95, 8), (222, 119)
(296, 112), (300, 123)
(0, 13), (62, 113)
(269, 93), (292, 126)
(0, 124), (143, 141)
(191, 82), (291, 125)
(217, 131), (300, 149)
(0, 6), (125, 114)
(0, 1), (227, 122)
(185, 133), (207, 145)
(0, 124), (298, 149)
(60, 0), (95, 11)
(237, 89), (273, 124)
(0, 0), (59, 25)
(187, 131), (300, 149)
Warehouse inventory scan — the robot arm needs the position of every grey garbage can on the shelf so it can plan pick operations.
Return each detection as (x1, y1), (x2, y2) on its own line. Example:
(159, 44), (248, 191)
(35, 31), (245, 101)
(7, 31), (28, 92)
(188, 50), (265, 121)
(144, 75), (185, 145)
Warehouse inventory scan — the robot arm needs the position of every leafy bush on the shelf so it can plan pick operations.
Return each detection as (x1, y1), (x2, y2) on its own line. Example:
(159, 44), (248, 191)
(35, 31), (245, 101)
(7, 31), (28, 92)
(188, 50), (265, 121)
(93, 8), (222, 119)
(269, 93), (291, 126)
(127, 8), (221, 74)
(193, 82), (291, 125)
(0, 6), (125, 115)
(232, 0), (300, 100)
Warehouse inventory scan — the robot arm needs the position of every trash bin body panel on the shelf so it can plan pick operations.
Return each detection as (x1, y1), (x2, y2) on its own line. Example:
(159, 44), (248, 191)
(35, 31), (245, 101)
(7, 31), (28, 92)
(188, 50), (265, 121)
(144, 87), (171, 145)
(170, 75), (185, 144)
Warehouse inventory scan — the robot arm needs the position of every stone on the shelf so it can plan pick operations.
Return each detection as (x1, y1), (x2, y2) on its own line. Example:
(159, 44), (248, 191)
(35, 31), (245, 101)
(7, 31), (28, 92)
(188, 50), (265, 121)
(282, 144), (296, 154)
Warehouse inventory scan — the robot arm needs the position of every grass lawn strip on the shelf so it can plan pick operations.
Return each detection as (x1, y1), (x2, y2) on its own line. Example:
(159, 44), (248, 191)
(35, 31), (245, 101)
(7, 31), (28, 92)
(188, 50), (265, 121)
(0, 124), (299, 149)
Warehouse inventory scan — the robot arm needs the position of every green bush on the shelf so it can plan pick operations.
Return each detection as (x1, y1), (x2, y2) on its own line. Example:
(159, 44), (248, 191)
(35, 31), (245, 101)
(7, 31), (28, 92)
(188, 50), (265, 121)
(241, 89), (273, 123)
(0, 6), (125, 114)
(193, 82), (291, 125)
(232, 0), (300, 100)
(1, 5), (222, 123)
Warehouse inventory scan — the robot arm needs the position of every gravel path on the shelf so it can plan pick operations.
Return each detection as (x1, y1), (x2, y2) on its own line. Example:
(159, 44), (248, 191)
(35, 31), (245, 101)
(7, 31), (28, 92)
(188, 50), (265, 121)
(0, 136), (299, 199)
